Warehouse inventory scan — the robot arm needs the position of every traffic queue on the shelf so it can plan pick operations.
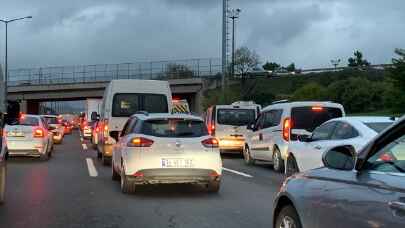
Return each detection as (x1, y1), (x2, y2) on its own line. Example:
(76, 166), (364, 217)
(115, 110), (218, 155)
(2, 79), (404, 228)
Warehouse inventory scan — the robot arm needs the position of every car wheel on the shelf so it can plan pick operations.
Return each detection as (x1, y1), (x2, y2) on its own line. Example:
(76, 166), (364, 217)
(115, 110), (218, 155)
(273, 148), (284, 173)
(243, 146), (255, 166)
(120, 166), (136, 194)
(97, 151), (102, 159)
(207, 180), (220, 193)
(112, 162), (120, 181)
(0, 164), (6, 204)
(275, 205), (302, 228)
(286, 156), (299, 177)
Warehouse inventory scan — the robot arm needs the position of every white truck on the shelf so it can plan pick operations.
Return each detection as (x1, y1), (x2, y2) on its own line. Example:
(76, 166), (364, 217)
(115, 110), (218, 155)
(86, 99), (102, 122)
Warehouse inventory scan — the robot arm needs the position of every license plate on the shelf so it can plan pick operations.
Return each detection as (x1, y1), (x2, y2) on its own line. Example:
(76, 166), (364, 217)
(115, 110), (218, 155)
(8, 131), (24, 137)
(161, 158), (194, 168)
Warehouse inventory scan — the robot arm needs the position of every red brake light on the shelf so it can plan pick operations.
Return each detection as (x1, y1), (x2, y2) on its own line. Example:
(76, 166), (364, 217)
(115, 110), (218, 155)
(312, 106), (324, 112)
(208, 123), (216, 136)
(127, 137), (154, 147)
(202, 138), (219, 148)
(283, 118), (291, 141)
(33, 128), (45, 138)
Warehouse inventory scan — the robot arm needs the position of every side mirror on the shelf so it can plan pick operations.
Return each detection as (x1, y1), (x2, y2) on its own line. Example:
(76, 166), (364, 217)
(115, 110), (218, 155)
(247, 124), (255, 131)
(91, 112), (99, 121)
(297, 134), (311, 142)
(322, 145), (356, 171)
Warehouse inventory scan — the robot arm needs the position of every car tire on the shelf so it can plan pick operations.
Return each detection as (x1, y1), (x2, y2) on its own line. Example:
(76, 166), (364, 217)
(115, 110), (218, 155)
(286, 156), (299, 177)
(275, 205), (302, 228)
(112, 163), (120, 181)
(97, 151), (102, 159)
(207, 180), (220, 193)
(273, 148), (284, 173)
(243, 146), (255, 166)
(0, 164), (6, 204)
(121, 166), (136, 194)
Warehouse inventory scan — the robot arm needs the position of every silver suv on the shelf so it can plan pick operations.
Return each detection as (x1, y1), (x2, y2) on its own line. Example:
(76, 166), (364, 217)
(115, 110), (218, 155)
(243, 101), (345, 172)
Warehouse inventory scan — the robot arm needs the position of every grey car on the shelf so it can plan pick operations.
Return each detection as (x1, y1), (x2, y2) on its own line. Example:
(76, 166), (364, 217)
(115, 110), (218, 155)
(273, 116), (405, 228)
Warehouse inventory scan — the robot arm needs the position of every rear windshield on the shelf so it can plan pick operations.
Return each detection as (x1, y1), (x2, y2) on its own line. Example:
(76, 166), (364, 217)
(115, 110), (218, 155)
(291, 107), (343, 132)
(141, 119), (208, 138)
(364, 122), (393, 133)
(216, 109), (256, 126)
(44, 117), (59, 124)
(112, 93), (168, 117)
(18, 116), (39, 126)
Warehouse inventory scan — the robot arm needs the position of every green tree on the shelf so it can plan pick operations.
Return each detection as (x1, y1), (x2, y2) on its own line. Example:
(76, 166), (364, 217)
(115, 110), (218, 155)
(233, 46), (260, 100)
(348, 50), (370, 67)
(164, 63), (194, 79)
(389, 48), (405, 113)
(292, 82), (327, 101)
(285, 63), (296, 72)
(262, 62), (280, 71)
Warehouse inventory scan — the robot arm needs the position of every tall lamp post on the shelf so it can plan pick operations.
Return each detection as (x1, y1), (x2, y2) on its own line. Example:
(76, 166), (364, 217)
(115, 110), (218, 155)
(0, 16), (32, 97)
(331, 59), (341, 70)
(229, 9), (241, 79)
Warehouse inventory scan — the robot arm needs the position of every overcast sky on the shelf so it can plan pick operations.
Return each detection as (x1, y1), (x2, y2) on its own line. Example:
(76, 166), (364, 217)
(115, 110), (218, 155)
(0, 0), (404, 70)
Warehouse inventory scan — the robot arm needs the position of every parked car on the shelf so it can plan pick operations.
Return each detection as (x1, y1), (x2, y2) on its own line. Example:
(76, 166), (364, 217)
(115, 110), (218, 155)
(204, 101), (261, 154)
(97, 79), (173, 165)
(41, 115), (64, 144)
(244, 101), (345, 172)
(5, 114), (53, 160)
(272, 116), (405, 228)
(286, 116), (394, 176)
(112, 113), (222, 194)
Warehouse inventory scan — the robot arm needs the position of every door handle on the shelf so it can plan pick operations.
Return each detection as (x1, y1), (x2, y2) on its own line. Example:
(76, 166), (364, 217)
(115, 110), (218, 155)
(314, 145), (322, 150)
(389, 201), (405, 212)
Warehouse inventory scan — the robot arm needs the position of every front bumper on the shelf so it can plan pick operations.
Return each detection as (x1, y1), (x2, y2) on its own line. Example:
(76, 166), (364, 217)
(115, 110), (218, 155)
(127, 168), (221, 185)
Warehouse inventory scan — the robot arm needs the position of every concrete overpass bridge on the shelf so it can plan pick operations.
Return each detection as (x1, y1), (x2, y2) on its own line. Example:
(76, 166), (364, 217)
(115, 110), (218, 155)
(7, 58), (222, 114)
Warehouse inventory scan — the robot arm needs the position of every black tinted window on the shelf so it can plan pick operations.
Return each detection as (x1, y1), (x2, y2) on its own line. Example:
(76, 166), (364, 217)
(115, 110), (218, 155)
(331, 122), (359, 140)
(44, 117), (59, 124)
(112, 93), (168, 117)
(141, 119), (208, 138)
(18, 116), (39, 126)
(291, 107), (343, 132)
(312, 122), (337, 141)
(364, 122), (393, 133)
(217, 109), (256, 126)
(263, 110), (282, 128)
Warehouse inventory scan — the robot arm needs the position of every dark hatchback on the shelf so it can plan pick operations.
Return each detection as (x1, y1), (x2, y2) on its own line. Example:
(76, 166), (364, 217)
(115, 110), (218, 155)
(273, 116), (405, 228)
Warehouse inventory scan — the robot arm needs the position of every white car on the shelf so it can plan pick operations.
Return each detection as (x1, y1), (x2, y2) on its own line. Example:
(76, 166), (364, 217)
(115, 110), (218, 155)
(4, 114), (54, 160)
(112, 113), (222, 193)
(41, 115), (64, 144)
(244, 101), (345, 172)
(204, 101), (261, 153)
(285, 116), (395, 176)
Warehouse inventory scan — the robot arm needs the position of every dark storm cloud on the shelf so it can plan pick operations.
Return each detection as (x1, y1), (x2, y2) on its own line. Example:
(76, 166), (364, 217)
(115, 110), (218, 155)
(0, 0), (404, 69)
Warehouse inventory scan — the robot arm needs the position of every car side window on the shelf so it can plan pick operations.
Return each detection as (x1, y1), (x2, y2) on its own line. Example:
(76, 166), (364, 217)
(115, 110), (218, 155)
(364, 134), (405, 174)
(262, 110), (282, 129)
(120, 118), (132, 137)
(311, 122), (337, 141)
(331, 122), (359, 140)
(127, 118), (138, 133)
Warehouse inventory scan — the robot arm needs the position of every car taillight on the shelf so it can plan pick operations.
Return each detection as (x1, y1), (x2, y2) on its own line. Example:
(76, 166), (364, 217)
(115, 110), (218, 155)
(127, 137), (154, 147)
(312, 106), (324, 112)
(33, 128), (45, 138)
(202, 137), (219, 148)
(282, 118), (291, 141)
(208, 123), (216, 136)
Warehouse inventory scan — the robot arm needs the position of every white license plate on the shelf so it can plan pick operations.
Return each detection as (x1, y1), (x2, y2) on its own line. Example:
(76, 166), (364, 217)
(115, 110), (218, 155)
(161, 158), (194, 168)
(8, 132), (24, 137)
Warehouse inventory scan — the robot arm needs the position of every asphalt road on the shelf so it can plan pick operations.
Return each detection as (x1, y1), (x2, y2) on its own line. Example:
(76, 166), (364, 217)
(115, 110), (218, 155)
(0, 130), (285, 228)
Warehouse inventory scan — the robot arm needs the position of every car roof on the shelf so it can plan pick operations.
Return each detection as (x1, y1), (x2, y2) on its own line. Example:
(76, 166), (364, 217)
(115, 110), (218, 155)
(41, 115), (59, 118)
(215, 105), (259, 109)
(262, 101), (343, 112)
(132, 113), (203, 121)
(23, 114), (41, 119)
(331, 116), (394, 123)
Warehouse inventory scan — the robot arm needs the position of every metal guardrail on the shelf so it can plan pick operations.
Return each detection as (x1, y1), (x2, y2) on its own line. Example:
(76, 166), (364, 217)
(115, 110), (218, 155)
(7, 58), (222, 86)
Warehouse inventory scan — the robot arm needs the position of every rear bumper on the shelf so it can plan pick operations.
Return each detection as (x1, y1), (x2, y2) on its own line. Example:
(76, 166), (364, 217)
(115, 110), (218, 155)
(218, 138), (244, 151)
(6, 139), (47, 155)
(127, 168), (221, 184)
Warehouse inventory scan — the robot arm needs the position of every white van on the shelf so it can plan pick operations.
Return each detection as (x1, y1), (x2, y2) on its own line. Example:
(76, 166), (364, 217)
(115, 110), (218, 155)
(204, 101), (261, 154)
(96, 79), (172, 165)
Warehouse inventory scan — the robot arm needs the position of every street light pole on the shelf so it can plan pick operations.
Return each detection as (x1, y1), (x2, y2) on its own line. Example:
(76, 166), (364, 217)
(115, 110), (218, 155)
(0, 16), (32, 99)
(229, 9), (241, 79)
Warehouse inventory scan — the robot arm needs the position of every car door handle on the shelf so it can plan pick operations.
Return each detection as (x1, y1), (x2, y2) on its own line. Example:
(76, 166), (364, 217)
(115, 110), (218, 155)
(389, 201), (405, 212)
(314, 145), (322, 150)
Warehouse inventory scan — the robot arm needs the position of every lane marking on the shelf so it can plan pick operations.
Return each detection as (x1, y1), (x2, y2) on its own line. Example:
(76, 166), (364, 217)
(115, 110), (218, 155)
(222, 167), (253, 178)
(86, 158), (98, 177)
(82, 144), (88, 150)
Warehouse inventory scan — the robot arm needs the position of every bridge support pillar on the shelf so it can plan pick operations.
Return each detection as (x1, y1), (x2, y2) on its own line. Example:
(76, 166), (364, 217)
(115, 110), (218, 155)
(19, 100), (27, 114)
